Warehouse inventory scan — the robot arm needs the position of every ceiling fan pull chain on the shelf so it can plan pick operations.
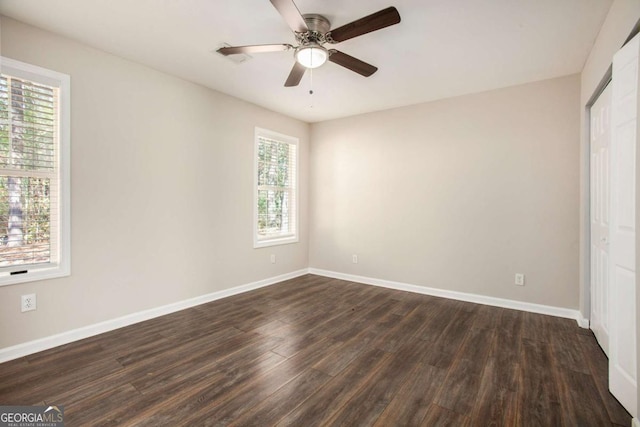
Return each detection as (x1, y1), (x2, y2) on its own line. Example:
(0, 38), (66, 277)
(309, 68), (314, 108)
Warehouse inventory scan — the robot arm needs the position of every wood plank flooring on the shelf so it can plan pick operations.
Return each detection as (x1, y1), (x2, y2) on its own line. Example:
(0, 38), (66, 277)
(0, 274), (632, 426)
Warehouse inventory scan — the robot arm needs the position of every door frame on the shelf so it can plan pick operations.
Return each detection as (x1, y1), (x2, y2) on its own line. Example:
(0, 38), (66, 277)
(583, 69), (613, 329)
(582, 21), (640, 329)
(588, 81), (613, 354)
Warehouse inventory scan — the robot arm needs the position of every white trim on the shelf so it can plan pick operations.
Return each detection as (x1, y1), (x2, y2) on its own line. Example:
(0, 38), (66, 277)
(309, 268), (585, 326)
(632, 417), (640, 427)
(0, 269), (308, 363)
(577, 316), (590, 329)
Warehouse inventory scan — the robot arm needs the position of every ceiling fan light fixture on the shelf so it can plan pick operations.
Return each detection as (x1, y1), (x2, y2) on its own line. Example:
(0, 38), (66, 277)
(296, 44), (328, 69)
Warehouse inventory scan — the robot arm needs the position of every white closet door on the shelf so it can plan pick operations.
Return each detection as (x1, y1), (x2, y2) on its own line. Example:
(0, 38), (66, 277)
(609, 32), (639, 418)
(590, 83), (612, 355)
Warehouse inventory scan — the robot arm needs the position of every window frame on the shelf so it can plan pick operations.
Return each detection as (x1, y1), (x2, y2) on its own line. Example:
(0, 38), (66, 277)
(253, 127), (299, 248)
(0, 57), (71, 286)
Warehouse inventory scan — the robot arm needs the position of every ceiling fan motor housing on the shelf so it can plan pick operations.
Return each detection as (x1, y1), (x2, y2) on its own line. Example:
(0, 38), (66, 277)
(303, 14), (330, 34)
(296, 14), (331, 46)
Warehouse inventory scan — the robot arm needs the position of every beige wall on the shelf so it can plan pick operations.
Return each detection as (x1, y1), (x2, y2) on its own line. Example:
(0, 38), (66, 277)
(0, 17), (310, 349)
(310, 75), (581, 309)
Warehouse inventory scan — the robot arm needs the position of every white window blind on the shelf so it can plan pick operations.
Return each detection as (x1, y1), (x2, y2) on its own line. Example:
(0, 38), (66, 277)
(254, 128), (298, 247)
(0, 57), (70, 285)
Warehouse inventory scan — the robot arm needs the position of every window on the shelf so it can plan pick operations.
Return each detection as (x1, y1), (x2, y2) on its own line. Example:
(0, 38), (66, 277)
(254, 127), (298, 248)
(0, 57), (70, 285)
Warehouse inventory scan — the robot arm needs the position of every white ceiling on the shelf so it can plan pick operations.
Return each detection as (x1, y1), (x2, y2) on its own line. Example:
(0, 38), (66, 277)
(0, 0), (612, 123)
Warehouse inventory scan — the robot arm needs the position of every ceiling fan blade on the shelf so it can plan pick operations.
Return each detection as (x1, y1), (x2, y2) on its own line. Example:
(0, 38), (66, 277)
(285, 62), (306, 87)
(270, 0), (309, 33)
(217, 44), (293, 55)
(328, 50), (378, 77)
(327, 7), (401, 43)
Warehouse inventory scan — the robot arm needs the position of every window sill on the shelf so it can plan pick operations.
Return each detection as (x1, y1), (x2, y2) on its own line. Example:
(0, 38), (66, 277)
(254, 235), (299, 248)
(0, 264), (70, 287)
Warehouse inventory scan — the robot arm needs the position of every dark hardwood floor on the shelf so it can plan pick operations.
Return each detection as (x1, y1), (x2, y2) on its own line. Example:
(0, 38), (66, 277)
(0, 274), (632, 426)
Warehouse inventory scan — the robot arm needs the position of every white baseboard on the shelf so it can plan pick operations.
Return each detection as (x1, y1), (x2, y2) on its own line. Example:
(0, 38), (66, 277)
(0, 267), (589, 364)
(309, 268), (585, 325)
(0, 269), (308, 364)
(576, 315), (590, 329)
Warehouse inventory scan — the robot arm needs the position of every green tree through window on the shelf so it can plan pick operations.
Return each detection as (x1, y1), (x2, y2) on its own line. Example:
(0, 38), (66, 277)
(0, 57), (71, 287)
(0, 75), (55, 267)
(255, 128), (298, 247)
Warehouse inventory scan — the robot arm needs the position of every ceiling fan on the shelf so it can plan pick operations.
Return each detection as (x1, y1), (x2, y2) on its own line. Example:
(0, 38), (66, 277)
(217, 0), (401, 87)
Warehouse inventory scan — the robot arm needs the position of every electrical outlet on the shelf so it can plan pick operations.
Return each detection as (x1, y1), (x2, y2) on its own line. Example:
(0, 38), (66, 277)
(352, 254), (358, 264)
(270, 254), (276, 264)
(21, 294), (36, 312)
(515, 274), (525, 286)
